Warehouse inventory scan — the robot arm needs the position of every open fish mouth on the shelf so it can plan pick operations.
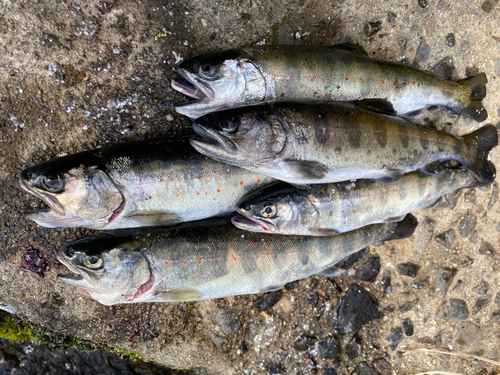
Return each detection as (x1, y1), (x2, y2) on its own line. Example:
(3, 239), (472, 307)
(231, 213), (275, 233)
(19, 178), (65, 217)
(190, 123), (237, 154)
(171, 69), (215, 107)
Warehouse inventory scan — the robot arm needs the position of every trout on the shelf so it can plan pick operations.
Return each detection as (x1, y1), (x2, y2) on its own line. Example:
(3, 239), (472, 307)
(172, 44), (487, 121)
(233, 165), (494, 236)
(19, 138), (273, 229)
(57, 215), (417, 305)
(190, 104), (497, 185)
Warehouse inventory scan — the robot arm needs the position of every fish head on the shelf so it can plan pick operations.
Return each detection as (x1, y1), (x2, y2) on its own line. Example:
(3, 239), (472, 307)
(19, 154), (124, 229)
(233, 184), (319, 234)
(190, 108), (287, 168)
(172, 49), (266, 118)
(57, 233), (153, 305)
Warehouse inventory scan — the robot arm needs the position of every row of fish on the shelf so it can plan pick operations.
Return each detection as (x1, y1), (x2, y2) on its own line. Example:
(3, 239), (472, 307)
(20, 44), (497, 305)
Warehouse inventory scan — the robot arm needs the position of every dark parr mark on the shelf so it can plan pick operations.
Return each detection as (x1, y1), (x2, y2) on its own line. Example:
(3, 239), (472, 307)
(315, 125), (330, 145)
(347, 125), (362, 148)
(374, 125), (388, 148)
(400, 129), (410, 149)
(335, 146), (342, 153)
(420, 136), (429, 150)
(242, 252), (257, 275)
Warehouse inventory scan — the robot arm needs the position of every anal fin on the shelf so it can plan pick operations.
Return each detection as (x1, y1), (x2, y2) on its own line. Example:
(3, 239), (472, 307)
(354, 99), (397, 116)
(154, 289), (202, 302)
(375, 168), (405, 183)
(308, 228), (341, 236)
(126, 211), (181, 226)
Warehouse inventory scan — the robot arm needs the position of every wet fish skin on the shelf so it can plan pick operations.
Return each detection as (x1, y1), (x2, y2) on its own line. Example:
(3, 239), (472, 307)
(19, 138), (273, 229)
(233, 165), (494, 236)
(172, 45), (487, 121)
(190, 104), (497, 185)
(57, 215), (417, 305)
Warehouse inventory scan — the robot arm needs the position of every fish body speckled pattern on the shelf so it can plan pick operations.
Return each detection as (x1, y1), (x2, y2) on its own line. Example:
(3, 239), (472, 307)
(233, 166), (494, 236)
(172, 45), (487, 121)
(57, 215), (417, 305)
(190, 104), (497, 185)
(19, 138), (273, 229)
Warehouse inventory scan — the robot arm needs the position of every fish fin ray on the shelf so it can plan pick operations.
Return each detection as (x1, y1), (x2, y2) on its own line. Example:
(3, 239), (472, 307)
(330, 43), (369, 56)
(260, 284), (285, 293)
(308, 228), (341, 236)
(461, 124), (498, 183)
(457, 72), (488, 121)
(153, 289), (202, 302)
(317, 265), (345, 277)
(284, 160), (329, 180)
(374, 169), (405, 183)
(354, 99), (397, 116)
(125, 211), (182, 226)
(384, 214), (407, 222)
(419, 162), (445, 177)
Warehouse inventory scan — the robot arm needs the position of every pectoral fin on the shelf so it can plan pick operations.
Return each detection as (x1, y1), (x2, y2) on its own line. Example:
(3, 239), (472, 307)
(317, 265), (345, 277)
(384, 214), (407, 222)
(375, 169), (405, 183)
(285, 160), (329, 180)
(308, 228), (341, 236)
(154, 289), (203, 302)
(354, 99), (397, 116)
(125, 211), (182, 226)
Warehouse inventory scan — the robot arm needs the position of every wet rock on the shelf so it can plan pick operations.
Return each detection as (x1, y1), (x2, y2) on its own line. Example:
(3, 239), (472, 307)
(355, 362), (375, 375)
(306, 291), (319, 308)
(418, 0), (428, 7)
(364, 21), (382, 37)
(452, 280), (465, 294)
(293, 335), (316, 351)
(481, 0), (499, 12)
(492, 311), (500, 323)
(372, 358), (391, 375)
(459, 256), (474, 268)
(284, 281), (296, 290)
(432, 190), (462, 210)
(318, 337), (338, 359)
(413, 216), (434, 253)
(399, 298), (419, 312)
(368, 325), (379, 339)
(401, 318), (414, 336)
(436, 267), (457, 295)
(212, 334), (225, 345)
(472, 279), (489, 295)
(277, 22), (294, 45)
(264, 360), (287, 374)
(455, 322), (481, 345)
(396, 263), (420, 278)
(354, 256), (381, 282)
(216, 309), (240, 334)
(381, 271), (392, 294)
(435, 229), (456, 249)
(345, 341), (361, 359)
(449, 299), (469, 319)
(340, 248), (370, 269)
(254, 291), (282, 312)
(445, 33), (456, 47)
(335, 286), (382, 335)
(416, 37), (431, 63)
(477, 241), (495, 256)
(431, 57), (458, 81)
(495, 293), (500, 305)
(387, 12), (397, 23)
(488, 182), (498, 210)
(386, 328), (403, 343)
(458, 214), (477, 237)
(469, 230), (479, 243)
(472, 296), (491, 315)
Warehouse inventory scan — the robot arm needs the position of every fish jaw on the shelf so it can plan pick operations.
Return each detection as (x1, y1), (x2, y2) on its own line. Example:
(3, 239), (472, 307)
(172, 69), (218, 119)
(231, 214), (275, 233)
(19, 178), (66, 217)
(190, 123), (241, 164)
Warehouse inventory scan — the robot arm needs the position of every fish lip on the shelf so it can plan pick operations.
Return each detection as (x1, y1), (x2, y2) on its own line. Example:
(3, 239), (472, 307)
(231, 213), (275, 233)
(171, 69), (215, 104)
(191, 123), (237, 153)
(19, 178), (66, 217)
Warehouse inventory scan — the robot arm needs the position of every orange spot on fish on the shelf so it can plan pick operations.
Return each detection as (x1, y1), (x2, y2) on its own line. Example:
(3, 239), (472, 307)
(310, 78), (314, 82)
(121, 294), (125, 296)
(232, 192), (235, 195)
(139, 179), (143, 184)
(205, 192), (207, 195)
(165, 260), (170, 265)
(324, 92), (328, 97)
(325, 248), (329, 251)
(198, 258), (202, 263)
(249, 241), (254, 247)
(277, 240), (280, 244)
(212, 169), (216, 173)
(139, 165), (143, 169)
(325, 64), (329, 68)
(360, 78), (365, 83)
(427, 194), (430, 198)
(227, 170), (231, 174)
(246, 256), (250, 259)
(312, 59), (316, 63)
(274, 255), (277, 258)
(429, 182), (432, 186)
(217, 188), (220, 193)
(311, 199), (316, 203)
(290, 76), (295, 82)
(399, 95), (402, 99)
(256, 255), (259, 259)
(411, 173), (415, 177)
(196, 275), (199, 278)
(212, 197), (216, 200)
(176, 194), (179, 197)
(171, 178), (175, 181)
(160, 178), (164, 182)
(412, 82), (416, 86)
(257, 179), (260, 183)
(196, 192), (200, 195)
(272, 75), (276, 80)
(152, 259), (156, 263)
(265, 252), (269, 256)
(366, 65), (369, 69)
(148, 195), (152, 199)
(345, 77), (349, 80)
(245, 191), (248, 195)
(165, 276), (168, 279)
(240, 181), (244, 185)
(339, 94), (343, 98)
(392, 189), (396, 192)
(214, 259), (218, 266)
(381, 80), (386, 85)
(232, 254), (237, 261)
(196, 175), (201, 179)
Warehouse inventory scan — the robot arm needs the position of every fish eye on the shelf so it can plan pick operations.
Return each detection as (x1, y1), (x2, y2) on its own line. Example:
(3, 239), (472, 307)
(260, 203), (277, 218)
(40, 174), (64, 193)
(199, 63), (219, 79)
(218, 116), (240, 133)
(84, 255), (103, 269)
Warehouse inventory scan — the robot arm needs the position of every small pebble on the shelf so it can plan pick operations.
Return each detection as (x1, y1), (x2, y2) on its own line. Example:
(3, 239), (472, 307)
(345, 341), (361, 359)
(459, 256), (474, 267)
(415, 37), (431, 62)
(386, 327), (403, 343)
(436, 267), (457, 295)
(355, 362), (375, 375)
(387, 12), (397, 23)
(335, 286), (382, 335)
(401, 318), (414, 336)
(472, 279), (489, 295)
(472, 296), (491, 314)
(477, 241), (495, 256)
(372, 358), (392, 375)
(481, 0), (499, 12)
(463, 188), (476, 204)
(399, 299), (419, 312)
(264, 360), (287, 374)
(216, 309), (241, 334)
(306, 291), (319, 307)
(318, 337), (338, 359)
(413, 216), (434, 253)
(458, 214), (477, 237)
(166, 113), (174, 121)
(455, 322), (481, 345)
(495, 59), (500, 77)
(445, 33), (456, 47)
(432, 190), (462, 210)
(293, 334), (316, 351)
(453, 280), (465, 294)
(495, 293), (500, 305)
(396, 263), (420, 278)
(354, 256), (381, 282)
(449, 298), (469, 319)
(488, 182), (498, 210)
(364, 21), (382, 37)
(469, 230), (479, 242)
(435, 229), (456, 249)
(434, 333), (442, 348)
(418, 0), (427, 7)
(254, 291), (282, 312)
(381, 271), (392, 294)
(368, 325), (379, 339)
(431, 57), (458, 81)
(323, 369), (337, 375)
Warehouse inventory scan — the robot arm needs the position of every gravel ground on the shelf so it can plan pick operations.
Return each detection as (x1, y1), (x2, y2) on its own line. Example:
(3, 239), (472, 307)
(1, 0), (500, 374)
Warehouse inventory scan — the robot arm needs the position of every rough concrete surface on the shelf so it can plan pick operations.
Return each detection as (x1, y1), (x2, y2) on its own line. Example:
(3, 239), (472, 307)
(1, 0), (500, 374)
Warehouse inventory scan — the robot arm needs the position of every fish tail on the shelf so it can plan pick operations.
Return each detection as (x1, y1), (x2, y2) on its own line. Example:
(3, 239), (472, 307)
(457, 72), (488, 122)
(380, 214), (418, 242)
(461, 124), (498, 183)
(463, 162), (497, 188)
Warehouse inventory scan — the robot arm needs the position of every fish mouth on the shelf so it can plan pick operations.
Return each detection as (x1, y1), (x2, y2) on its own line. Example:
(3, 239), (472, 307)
(57, 255), (92, 288)
(19, 178), (66, 217)
(231, 213), (275, 233)
(171, 69), (215, 108)
(190, 122), (237, 155)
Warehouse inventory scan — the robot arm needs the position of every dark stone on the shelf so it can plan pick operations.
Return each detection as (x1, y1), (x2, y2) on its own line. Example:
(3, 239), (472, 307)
(373, 358), (391, 375)
(473, 296), (491, 315)
(216, 309), (240, 334)
(465, 66), (480, 78)
(318, 337), (338, 359)
(367, 325), (379, 339)
(239, 341), (248, 354)
(396, 263), (420, 278)
(399, 299), (419, 312)
(434, 334), (442, 348)
(455, 322), (481, 345)
(459, 256), (474, 267)
(452, 280), (465, 294)
(381, 271), (392, 294)
(293, 335), (315, 351)
(436, 267), (457, 295)
(387, 12), (397, 22)
(383, 304), (396, 314)
(415, 37), (431, 62)
(495, 293), (500, 305)
(345, 341), (361, 359)
(458, 214), (477, 237)
(306, 291), (319, 307)
(401, 318), (414, 336)
(414, 216), (434, 253)
(364, 21), (382, 37)
(335, 286), (382, 335)
(432, 190), (462, 210)
(277, 22), (294, 45)
(355, 362), (375, 375)
(323, 369), (337, 375)
(435, 229), (456, 249)
(436, 300), (449, 318)
(418, 0), (427, 7)
(431, 57), (458, 81)
(492, 311), (500, 322)
(254, 291), (282, 312)
(284, 281), (296, 290)
(478, 241), (495, 256)
(315, 306), (326, 321)
(469, 230), (479, 243)
(449, 299), (469, 319)
(386, 328), (403, 343)
(481, 0), (499, 12)
(354, 256), (381, 282)
(488, 182), (498, 210)
(460, 40), (470, 52)
(445, 33), (456, 47)
(264, 360), (287, 374)
(339, 247), (370, 269)
(472, 279), (489, 295)
(463, 188), (476, 203)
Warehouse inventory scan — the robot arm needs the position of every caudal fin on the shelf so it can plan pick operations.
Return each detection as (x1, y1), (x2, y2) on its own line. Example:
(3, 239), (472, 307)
(462, 124), (498, 183)
(381, 214), (418, 242)
(457, 73), (488, 122)
(464, 162), (497, 188)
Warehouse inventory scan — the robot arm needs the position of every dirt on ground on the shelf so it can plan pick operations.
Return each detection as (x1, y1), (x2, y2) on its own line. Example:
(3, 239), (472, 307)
(1, 0), (500, 374)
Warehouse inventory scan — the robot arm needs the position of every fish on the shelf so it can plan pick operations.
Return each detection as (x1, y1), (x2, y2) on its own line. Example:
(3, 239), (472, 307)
(57, 215), (417, 305)
(190, 104), (497, 185)
(19, 138), (273, 229)
(171, 44), (488, 121)
(232, 164), (495, 236)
